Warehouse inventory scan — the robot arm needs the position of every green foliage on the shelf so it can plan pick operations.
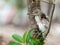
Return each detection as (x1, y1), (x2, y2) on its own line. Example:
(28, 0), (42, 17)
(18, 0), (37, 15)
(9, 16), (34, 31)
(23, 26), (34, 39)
(8, 42), (21, 45)
(23, 29), (33, 44)
(37, 37), (45, 45)
(12, 34), (23, 43)
(9, 28), (45, 45)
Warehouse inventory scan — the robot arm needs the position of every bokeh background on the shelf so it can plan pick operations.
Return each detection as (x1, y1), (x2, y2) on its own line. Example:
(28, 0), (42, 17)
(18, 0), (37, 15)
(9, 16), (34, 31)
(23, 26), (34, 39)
(0, 0), (60, 45)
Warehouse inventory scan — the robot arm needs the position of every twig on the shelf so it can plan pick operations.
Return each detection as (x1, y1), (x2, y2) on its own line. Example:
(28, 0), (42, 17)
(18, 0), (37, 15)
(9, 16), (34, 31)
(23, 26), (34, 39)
(41, 0), (55, 5)
(45, 4), (55, 37)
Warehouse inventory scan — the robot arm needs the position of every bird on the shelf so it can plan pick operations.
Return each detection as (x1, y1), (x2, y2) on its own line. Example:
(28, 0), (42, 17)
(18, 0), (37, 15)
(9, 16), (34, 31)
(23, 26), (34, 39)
(31, 8), (49, 37)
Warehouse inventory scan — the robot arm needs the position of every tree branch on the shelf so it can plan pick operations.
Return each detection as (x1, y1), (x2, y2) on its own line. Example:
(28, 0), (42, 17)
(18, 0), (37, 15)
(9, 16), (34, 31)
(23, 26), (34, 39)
(45, 3), (55, 38)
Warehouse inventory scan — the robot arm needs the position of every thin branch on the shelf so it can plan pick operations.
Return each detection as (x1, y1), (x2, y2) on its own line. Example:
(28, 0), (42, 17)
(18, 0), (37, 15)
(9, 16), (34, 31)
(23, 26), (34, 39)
(45, 4), (55, 37)
(41, 0), (55, 5)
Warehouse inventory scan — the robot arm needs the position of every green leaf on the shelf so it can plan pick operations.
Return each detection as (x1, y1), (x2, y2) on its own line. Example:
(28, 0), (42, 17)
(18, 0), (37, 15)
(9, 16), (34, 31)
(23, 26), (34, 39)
(26, 28), (34, 45)
(37, 41), (45, 45)
(40, 37), (45, 42)
(23, 28), (34, 45)
(27, 28), (34, 40)
(23, 31), (27, 42)
(29, 40), (35, 45)
(30, 37), (45, 45)
(31, 37), (39, 45)
(8, 42), (21, 45)
(12, 34), (23, 43)
(38, 37), (45, 45)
